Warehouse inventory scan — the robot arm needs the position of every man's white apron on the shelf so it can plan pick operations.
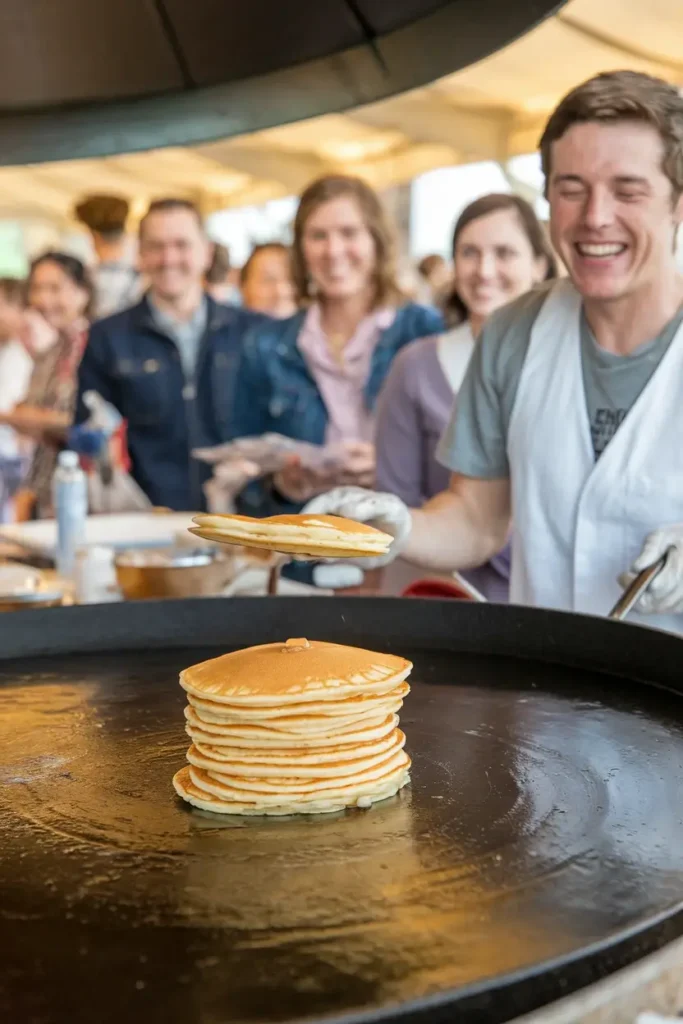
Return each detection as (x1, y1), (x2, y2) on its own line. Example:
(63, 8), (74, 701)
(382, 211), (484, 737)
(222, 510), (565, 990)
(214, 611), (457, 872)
(507, 279), (683, 634)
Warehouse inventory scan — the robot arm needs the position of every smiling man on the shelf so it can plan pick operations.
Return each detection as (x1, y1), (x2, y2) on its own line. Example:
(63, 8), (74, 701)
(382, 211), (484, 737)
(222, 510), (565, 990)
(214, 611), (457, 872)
(305, 71), (683, 632)
(75, 198), (265, 510)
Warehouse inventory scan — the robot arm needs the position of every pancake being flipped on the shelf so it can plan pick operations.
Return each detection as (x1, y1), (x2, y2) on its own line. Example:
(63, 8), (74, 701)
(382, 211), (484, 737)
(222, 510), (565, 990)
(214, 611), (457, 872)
(173, 637), (413, 816)
(188, 512), (393, 559)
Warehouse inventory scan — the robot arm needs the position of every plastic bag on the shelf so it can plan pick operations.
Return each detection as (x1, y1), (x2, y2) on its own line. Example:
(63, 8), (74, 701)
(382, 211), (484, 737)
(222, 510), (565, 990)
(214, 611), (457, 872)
(87, 468), (151, 514)
(73, 391), (152, 514)
(192, 434), (348, 475)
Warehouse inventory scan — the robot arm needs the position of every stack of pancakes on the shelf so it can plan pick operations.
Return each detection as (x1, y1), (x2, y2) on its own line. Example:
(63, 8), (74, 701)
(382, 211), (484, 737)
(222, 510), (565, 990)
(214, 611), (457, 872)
(173, 638), (412, 816)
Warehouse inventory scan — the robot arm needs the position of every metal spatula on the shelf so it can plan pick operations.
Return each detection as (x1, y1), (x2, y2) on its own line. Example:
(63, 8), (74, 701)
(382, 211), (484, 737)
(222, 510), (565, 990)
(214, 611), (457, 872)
(609, 549), (672, 621)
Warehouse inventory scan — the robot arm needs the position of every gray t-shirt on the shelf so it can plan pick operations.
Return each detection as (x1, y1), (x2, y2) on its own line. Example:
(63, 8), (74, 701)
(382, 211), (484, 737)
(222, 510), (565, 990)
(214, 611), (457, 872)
(437, 284), (683, 477)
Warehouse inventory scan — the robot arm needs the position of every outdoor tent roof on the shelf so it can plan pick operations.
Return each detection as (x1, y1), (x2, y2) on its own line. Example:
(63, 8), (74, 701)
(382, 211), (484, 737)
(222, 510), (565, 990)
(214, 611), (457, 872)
(0, 0), (681, 226)
(0, 0), (562, 164)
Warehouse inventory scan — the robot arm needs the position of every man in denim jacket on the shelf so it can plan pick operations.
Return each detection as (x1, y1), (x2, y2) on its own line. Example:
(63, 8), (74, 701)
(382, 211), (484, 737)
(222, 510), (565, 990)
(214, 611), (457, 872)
(75, 199), (265, 511)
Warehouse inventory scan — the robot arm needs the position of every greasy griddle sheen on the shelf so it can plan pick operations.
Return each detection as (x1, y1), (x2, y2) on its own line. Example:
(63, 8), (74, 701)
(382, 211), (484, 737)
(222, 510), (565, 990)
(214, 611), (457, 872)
(3, 596), (683, 1024)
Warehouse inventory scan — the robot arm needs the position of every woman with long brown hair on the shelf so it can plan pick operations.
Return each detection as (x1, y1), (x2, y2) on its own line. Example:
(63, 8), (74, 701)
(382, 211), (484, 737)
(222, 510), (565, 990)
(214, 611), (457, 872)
(4, 252), (94, 517)
(374, 193), (557, 599)
(231, 174), (443, 519)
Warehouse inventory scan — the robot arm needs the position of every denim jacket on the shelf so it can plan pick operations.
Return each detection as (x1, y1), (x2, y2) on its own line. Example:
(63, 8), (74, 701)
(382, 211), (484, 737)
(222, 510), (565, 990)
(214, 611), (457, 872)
(75, 295), (266, 511)
(232, 302), (444, 518)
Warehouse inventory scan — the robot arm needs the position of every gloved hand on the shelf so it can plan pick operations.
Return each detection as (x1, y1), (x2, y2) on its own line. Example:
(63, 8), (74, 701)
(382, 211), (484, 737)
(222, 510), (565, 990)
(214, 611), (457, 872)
(302, 486), (412, 568)
(618, 526), (683, 614)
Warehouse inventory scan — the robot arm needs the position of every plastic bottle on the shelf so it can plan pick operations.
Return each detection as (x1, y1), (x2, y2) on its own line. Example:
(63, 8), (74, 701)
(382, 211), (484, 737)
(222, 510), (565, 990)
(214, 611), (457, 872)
(52, 450), (88, 581)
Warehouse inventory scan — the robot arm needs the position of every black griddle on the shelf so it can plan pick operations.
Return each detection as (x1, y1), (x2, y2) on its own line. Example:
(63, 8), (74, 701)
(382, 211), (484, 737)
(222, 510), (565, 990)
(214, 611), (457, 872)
(1, 596), (683, 1024)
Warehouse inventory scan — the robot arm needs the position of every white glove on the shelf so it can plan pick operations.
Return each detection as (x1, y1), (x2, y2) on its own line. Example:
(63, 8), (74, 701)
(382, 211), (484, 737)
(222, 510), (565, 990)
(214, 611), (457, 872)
(619, 526), (683, 614)
(312, 564), (365, 589)
(302, 486), (412, 568)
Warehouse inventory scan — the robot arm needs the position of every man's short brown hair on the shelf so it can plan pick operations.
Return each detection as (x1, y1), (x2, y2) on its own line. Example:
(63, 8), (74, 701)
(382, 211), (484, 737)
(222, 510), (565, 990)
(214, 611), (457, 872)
(540, 71), (683, 198)
(74, 194), (129, 239)
(139, 198), (204, 239)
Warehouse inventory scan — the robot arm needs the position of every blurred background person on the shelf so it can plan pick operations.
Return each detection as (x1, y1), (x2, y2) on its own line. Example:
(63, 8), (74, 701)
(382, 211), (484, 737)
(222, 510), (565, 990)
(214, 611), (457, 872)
(375, 193), (557, 600)
(75, 198), (266, 511)
(416, 252), (452, 306)
(205, 243), (241, 305)
(231, 173), (443, 526)
(6, 253), (94, 517)
(0, 278), (32, 448)
(240, 242), (297, 319)
(0, 278), (32, 521)
(74, 194), (139, 319)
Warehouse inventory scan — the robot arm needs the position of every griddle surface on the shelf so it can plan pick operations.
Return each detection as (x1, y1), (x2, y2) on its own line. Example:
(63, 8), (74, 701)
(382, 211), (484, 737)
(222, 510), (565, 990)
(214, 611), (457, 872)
(2, 644), (683, 1024)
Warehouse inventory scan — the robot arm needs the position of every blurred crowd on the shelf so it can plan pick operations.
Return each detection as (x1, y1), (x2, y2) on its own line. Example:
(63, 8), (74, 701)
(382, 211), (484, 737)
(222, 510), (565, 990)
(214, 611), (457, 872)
(0, 175), (556, 599)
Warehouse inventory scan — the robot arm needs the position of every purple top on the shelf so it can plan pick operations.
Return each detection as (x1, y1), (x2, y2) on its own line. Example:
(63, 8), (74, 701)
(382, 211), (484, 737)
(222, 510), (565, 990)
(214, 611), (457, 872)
(375, 336), (454, 506)
(375, 333), (510, 602)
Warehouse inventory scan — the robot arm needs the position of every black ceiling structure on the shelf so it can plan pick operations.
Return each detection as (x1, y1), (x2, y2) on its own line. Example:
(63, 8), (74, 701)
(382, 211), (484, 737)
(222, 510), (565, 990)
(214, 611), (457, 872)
(0, 0), (566, 165)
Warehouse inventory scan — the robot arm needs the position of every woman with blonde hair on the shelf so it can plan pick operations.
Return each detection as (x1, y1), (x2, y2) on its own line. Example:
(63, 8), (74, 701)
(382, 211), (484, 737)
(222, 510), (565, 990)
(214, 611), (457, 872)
(231, 174), (443, 519)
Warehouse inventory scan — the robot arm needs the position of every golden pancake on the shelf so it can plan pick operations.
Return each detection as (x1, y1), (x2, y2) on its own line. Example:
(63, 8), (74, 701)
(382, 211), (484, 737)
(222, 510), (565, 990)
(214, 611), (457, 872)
(192, 728), (402, 765)
(186, 706), (405, 736)
(180, 638), (412, 706)
(185, 711), (400, 750)
(186, 730), (405, 778)
(190, 527), (379, 559)
(173, 765), (409, 816)
(189, 752), (410, 801)
(189, 512), (392, 559)
(197, 748), (410, 796)
(184, 703), (396, 738)
(187, 681), (409, 721)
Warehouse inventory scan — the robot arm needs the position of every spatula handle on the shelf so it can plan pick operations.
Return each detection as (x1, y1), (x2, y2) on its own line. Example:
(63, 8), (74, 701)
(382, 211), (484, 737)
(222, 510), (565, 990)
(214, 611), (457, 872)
(608, 550), (671, 621)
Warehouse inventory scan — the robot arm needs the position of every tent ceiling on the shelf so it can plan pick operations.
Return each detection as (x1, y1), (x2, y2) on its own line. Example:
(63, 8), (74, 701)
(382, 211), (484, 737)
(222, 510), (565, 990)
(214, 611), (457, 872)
(0, 0), (562, 164)
(1, 0), (681, 227)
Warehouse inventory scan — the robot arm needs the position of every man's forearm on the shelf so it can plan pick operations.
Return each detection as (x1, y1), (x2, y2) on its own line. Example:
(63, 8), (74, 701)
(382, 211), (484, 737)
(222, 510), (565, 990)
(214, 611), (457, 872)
(402, 480), (510, 573)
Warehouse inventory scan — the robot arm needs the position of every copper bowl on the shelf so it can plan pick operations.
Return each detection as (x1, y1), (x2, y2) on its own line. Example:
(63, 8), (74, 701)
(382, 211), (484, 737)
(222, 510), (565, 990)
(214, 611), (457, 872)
(114, 547), (233, 600)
